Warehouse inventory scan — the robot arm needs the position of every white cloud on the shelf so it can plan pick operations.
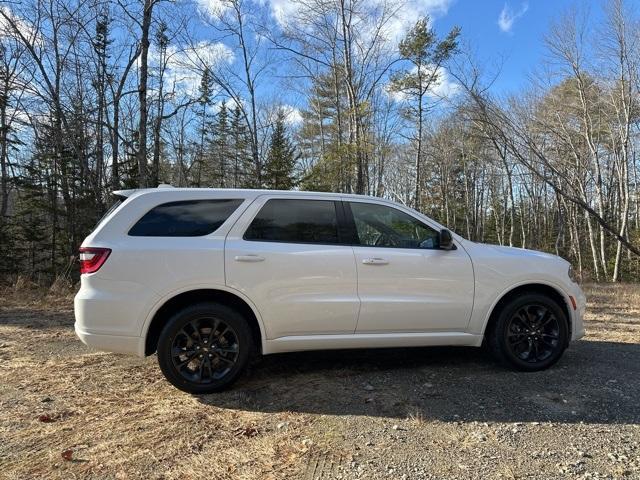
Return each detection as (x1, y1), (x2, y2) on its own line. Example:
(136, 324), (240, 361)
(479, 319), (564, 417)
(180, 41), (235, 69)
(281, 105), (303, 125)
(149, 41), (235, 96)
(498, 2), (528, 33)
(195, 0), (232, 22)
(265, 0), (453, 45)
(268, 0), (301, 28)
(427, 66), (459, 99)
(0, 6), (41, 44)
(375, 0), (453, 43)
(386, 65), (459, 102)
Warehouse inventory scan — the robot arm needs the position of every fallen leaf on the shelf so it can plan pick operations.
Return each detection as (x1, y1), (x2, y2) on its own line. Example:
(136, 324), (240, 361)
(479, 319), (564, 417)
(61, 449), (73, 461)
(38, 414), (55, 423)
(233, 426), (259, 438)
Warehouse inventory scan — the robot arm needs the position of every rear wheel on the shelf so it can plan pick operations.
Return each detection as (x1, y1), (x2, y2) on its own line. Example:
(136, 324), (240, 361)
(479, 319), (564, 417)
(157, 302), (253, 393)
(488, 293), (568, 371)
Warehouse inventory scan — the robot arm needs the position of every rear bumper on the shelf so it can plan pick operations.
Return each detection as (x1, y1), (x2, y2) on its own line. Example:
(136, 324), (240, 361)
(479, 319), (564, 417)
(74, 275), (156, 357)
(75, 324), (144, 356)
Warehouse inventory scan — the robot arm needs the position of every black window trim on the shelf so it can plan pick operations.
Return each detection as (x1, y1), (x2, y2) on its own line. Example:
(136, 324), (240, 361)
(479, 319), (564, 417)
(242, 198), (352, 246)
(128, 198), (245, 238)
(344, 200), (452, 250)
(239, 196), (455, 250)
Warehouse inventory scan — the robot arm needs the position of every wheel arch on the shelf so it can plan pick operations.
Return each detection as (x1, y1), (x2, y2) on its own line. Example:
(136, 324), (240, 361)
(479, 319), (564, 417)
(482, 282), (572, 343)
(143, 287), (265, 356)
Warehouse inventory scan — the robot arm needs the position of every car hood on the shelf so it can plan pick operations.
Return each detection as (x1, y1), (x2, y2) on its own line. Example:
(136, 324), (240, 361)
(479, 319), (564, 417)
(461, 241), (570, 270)
(484, 244), (562, 261)
(460, 241), (572, 285)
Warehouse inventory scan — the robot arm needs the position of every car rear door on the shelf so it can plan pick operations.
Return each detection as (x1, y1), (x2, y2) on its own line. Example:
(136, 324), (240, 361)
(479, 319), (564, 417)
(225, 195), (360, 339)
(345, 199), (474, 333)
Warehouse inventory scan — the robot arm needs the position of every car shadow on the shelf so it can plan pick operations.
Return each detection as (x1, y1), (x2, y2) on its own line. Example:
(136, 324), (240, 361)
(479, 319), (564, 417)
(198, 339), (640, 424)
(0, 307), (73, 329)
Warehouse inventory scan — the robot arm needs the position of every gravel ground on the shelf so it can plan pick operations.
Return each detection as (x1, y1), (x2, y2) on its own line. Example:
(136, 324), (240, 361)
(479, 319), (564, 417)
(0, 283), (639, 479)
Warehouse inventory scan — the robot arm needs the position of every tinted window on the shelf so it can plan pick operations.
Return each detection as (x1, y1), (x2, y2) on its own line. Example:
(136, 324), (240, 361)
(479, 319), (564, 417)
(129, 199), (243, 237)
(94, 197), (123, 231)
(244, 199), (340, 244)
(350, 202), (440, 249)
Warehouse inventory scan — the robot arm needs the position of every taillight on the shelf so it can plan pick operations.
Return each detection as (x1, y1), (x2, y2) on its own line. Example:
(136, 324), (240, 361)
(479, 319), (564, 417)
(79, 247), (111, 274)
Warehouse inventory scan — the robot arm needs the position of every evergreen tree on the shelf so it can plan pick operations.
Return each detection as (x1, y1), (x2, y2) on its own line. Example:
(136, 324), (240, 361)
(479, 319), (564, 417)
(264, 111), (297, 190)
(230, 104), (253, 188)
(92, 11), (112, 204)
(195, 67), (214, 187)
(213, 100), (229, 187)
(390, 17), (459, 211)
(121, 130), (140, 189)
(296, 65), (354, 192)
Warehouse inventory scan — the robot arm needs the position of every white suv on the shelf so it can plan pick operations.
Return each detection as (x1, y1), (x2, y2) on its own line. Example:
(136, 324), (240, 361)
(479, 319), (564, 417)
(75, 188), (586, 393)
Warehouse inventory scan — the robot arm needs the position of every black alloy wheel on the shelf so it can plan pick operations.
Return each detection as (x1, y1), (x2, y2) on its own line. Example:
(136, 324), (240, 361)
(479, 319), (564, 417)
(488, 293), (569, 371)
(157, 302), (253, 393)
(505, 303), (561, 364)
(170, 317), (240, 383)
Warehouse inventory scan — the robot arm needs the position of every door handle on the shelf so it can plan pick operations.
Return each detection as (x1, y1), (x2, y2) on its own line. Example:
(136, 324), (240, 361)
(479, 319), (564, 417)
(362, 257), (389, 265)
(234, 255), (265, 262)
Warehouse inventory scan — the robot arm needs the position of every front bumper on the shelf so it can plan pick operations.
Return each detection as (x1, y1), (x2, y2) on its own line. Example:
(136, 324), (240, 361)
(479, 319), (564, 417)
(570, 283), (587, 341)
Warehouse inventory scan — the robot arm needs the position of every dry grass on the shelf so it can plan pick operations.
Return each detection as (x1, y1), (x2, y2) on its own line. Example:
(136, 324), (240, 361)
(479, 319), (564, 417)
(581, 283), (640, 341)
(0, 282), (639, 479)
(0, 285), (313, 479)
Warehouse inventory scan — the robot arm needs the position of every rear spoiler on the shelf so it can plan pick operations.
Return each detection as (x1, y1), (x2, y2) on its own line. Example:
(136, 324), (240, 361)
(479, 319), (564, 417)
(112, 184), (173, 199)
(112, 189), (138, 199)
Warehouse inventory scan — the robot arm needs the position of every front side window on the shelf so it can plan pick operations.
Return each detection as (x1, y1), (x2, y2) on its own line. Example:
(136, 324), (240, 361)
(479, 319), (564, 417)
(129, 199), (243, 237)
(350, 202), (440, 249)
(244, 199), (340, 244)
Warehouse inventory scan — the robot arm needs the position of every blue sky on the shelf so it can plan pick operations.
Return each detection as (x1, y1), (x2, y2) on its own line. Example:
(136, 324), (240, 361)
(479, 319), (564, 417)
(435, 0), (606, 94)
(176, 0), (611, 123)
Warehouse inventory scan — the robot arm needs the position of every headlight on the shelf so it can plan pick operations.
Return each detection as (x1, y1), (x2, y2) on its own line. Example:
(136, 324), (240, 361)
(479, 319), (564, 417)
(568, 265), (579, 283)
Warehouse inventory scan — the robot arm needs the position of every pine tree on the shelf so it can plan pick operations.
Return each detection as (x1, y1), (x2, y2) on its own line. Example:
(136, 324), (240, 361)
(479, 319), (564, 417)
(92, 11), (112, 205)
(230, 104), (253, 188)
(390, 17), (460, 211)
(264, 110), (297, 190)
(296, 65), (354, 192)
(195, 67), (214, 187)
(213, 100), (229, 187)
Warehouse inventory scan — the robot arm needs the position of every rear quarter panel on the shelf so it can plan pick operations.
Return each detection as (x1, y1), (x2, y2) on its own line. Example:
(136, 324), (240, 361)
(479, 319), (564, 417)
(82, 191), (255, 336)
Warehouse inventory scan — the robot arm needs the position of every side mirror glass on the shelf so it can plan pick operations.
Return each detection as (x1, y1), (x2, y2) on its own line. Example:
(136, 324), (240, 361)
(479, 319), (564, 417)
(439, 229), (454, 250)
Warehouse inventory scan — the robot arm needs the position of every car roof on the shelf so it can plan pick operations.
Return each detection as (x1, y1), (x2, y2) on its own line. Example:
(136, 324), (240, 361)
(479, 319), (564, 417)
(112, 187), (387, 203)
(107, 186), (455, 241)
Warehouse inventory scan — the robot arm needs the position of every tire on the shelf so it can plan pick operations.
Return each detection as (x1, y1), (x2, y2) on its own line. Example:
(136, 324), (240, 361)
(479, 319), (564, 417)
(157, 302), (253, 393)
(487, 293), (569, 372)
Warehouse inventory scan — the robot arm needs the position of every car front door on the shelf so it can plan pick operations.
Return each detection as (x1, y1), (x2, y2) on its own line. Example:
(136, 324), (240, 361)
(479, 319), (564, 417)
(346, 200), (474, 333)
(225, 196), (360, 339)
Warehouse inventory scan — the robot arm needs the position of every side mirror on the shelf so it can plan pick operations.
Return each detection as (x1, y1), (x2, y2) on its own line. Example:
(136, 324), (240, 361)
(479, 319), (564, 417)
(439, 229), (454, 250)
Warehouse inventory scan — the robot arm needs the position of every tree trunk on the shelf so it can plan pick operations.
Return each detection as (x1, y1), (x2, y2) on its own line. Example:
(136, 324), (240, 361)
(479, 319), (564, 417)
(137, 0), (154, 188)
(0, 80), (9, 224)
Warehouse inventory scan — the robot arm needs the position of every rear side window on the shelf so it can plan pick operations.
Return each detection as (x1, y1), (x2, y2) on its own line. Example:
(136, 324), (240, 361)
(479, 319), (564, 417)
(94, 197), (125, 231)
(244, 199), (340, 244)
(129, 199), (243, 237)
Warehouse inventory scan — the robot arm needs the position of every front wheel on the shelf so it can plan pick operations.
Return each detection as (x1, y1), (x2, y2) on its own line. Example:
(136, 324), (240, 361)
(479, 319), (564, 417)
(157, 302), (253, 393)
(488, 293), (569, 371)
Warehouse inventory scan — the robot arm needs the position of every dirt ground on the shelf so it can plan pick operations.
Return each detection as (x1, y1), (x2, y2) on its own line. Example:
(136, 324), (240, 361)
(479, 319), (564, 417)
(1, 283), (639, 479)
